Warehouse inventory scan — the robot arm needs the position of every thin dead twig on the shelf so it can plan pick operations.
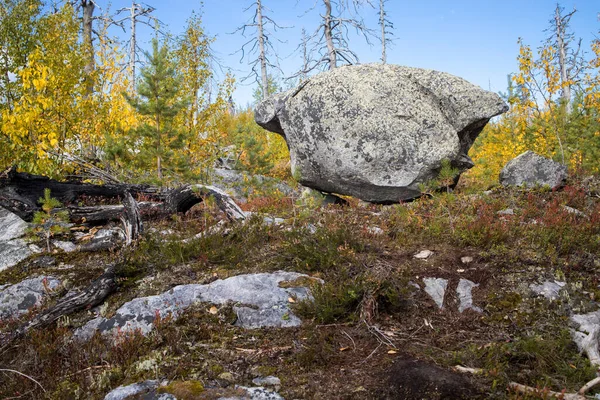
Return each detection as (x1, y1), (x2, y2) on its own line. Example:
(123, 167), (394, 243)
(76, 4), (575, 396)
(0, 369), (46, 393)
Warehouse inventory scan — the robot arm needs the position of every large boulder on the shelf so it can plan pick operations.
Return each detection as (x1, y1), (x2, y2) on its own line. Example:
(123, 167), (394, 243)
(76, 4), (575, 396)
(499, 150), (568, 189)
(255, 64), (508, 203)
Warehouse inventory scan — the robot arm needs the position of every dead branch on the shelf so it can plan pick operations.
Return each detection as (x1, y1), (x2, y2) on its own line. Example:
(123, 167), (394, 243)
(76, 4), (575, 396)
(0, 369), (46, 393)
(454, 365), (599, 399)
(508, 382), (588, 400)
(1, 266), (117, 351)
(120, 191), (142, 244)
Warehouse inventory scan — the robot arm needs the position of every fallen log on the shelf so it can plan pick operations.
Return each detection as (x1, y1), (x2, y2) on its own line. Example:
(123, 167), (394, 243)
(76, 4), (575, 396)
(0, 166), (162, 221)
(66, 202), (163, 223)
(1, 266), (117, 352)
(165, 184), (246, 221)
(0, 167), (246, 223)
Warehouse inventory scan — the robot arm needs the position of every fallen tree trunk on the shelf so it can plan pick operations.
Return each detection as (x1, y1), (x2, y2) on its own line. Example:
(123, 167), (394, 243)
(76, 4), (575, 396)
(0, 166), (162, 221)
(66, 202), (163, 223)
(165, 184), (246, 221)
(0, 167), (246, 223)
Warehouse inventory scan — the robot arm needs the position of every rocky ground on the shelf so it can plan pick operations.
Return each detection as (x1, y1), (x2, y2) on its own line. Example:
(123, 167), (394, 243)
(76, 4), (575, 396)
(1, 173), (600, 399)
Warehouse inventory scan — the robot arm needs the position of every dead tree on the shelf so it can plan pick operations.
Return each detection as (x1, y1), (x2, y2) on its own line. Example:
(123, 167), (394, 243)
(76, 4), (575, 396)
(233, 0), (288, 100)
(378, 0), (394, 64)
(546, 5), (585, 113)
(74, 0), (96, 95)
(300, 0), (375, 74)
(114, 1), (163, 91)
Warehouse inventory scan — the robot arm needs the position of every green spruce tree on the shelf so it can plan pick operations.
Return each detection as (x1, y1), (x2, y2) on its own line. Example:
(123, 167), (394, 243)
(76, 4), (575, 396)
(125, 38), (189, 181)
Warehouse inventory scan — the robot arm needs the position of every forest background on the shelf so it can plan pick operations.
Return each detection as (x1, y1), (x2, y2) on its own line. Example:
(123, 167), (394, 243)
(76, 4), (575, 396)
(1, 0), (599, 188)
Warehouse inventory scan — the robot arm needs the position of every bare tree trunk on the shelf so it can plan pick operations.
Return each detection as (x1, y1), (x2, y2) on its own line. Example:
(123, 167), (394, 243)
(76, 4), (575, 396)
(301, 28), (309, 81)
(156, 114), (162, 180)
(81, 0), (95, 95)
(323, 0), (337, 69)
(555, 5), (571, 112)
(379, 0), (386, 64)
(130, 1), (137, 91)
(256, 0), (269, 100)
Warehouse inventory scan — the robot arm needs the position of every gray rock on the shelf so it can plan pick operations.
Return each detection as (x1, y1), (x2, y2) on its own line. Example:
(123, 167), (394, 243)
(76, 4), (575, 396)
(563, 205), (586, 218)
(0, 239), (32, 271)
(530, 280), (566, 300)
(53, 240), (78, 253)
(0, 276), (61, 319)
(104, 380), (170, 400)
(414, 250), (433, 259)
(571, 310), (600, 366)
(423, 278), (448, 309)
(460, 256), (473, 264)
(252, 376), (281, 391)
(76, 271), (315, 340)
(456, 279), (482, 313)
(220, 386), (285, 400)
(500, 151), (568, 189)
(255, 64), (508, 203)
(0, 207), (32, 271)
(0, 207), (29, 241)
(497, 208), (514, 216)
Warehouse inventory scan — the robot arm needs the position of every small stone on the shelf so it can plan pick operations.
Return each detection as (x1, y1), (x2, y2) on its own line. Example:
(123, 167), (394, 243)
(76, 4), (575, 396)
(423, 278), (448, 309)
(103, 380), (169, 400)
(563, 206), (586, 218)
(497, 208), (514, 216)
(252, 376), (281, 391)
(414, 250), (433, 259)
(530, 280), (566, 300)
(53, 240), (78, 253)
(367, 226), (384, 235)
(228, 386), (285, 400)
(460, 256), (473, 264)
(218, 372), (235, 383)
(456, 279), (482, 313)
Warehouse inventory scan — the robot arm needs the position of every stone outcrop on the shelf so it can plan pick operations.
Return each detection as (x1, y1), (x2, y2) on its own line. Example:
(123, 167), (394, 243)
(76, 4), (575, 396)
(76, 271), (317, 341)
(0, 207), (33, 271)
(499, 150), (567, 189)
(0, 276), (61, 319)
(255, 63), (508, 203)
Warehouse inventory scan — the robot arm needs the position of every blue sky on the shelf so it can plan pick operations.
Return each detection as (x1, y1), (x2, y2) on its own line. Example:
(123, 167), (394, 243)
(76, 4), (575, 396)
(104, 0), (600, 107)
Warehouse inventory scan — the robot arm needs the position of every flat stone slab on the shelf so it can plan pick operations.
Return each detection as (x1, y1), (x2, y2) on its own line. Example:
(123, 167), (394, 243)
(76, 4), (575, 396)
(423, 278), (447, 309)
(76, 271), (316, 340)
(456, 279), (482, 313)
(0, 276), (61, 320)
(104, 380), (284, 400)
(571, 310), (600, 366)
(0, 207), (32, 271)
(530, 280), (566, 300)
(0, 207), (29, 241)
(0, 239), (33, 272)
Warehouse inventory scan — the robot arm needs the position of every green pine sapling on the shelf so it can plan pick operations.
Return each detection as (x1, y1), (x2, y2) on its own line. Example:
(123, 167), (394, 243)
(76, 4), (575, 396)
(29, 188), (70, 252)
